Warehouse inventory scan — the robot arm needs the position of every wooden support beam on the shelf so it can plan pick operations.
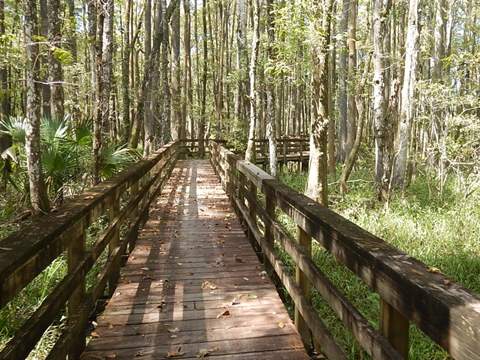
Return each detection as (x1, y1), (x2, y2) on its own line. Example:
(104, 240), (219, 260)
(295, 227), (313, 351)
(380, 299), (410, 359)
(67, 220), (86, 358)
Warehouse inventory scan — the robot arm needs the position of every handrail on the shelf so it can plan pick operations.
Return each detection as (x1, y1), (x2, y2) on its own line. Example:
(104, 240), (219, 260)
(209, 140), (480, 360)
(0, 141), (181, 359)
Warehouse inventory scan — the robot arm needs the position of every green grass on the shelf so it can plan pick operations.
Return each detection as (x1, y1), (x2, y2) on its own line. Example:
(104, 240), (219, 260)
(276, 161), (480, 359)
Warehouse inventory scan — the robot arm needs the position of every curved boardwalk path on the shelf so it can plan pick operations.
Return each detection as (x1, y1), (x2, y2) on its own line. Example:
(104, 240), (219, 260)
(81, 160), (309, 360)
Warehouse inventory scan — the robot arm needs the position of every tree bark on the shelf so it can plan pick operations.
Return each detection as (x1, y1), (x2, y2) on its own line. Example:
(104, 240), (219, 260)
(183, 0), (193, 140)
(23, 0), (50, 213)
(266, 0), (277, 176)
(121, 0), (131, 142)
(337, 0), (349, 162)
(373, 0), (392, 198)
(49, 0), (65, 120)
(0, 0), (10, 119)
(198, 0), (208, 157)
(305, 0), (334, 206)
(391, 0), (420, 189)
(245, 0), (260, 163)
(39, 0), (51, 118)
(171, 2), (182, 140)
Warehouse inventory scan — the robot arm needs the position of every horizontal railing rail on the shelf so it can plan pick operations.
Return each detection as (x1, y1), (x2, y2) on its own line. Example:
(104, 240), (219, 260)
(0, 141), (182, 359)
(209, 140), (480, 360)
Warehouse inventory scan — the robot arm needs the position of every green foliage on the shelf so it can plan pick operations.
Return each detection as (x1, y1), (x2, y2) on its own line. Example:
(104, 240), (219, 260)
(52, 47), (74, 66)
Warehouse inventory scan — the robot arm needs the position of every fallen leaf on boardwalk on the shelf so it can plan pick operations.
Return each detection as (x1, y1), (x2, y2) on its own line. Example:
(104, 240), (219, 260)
(247, 294), (258, 300)
(216, 309), (231, 318)
(135, 350), (146, 357)
(427, 267), (441, 274)
(170, 334), (178, 338)
(231, 298), (240, 305)
(167, 327), (180, 333)
(234, 256), (243, 263)
(243, 277), (249, 281)
(105, 353), (117, 359)
(108, 323), (114, 329)
(201, 281), (217, 290)
(166, 347), (185, 358)
(278, 321), (286, 328)
(141, 267), (150, 271)
(196, 347), (219, 358)
(90, 331), (100, 338)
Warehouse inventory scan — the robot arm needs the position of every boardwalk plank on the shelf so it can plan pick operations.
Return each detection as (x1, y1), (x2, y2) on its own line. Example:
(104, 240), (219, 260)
(81, 160), (309, 360)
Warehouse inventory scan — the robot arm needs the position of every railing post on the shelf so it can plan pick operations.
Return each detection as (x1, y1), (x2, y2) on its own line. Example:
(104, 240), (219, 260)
(299, 140), (303, 172)
(295, 227), (313, 350)
(264, 185), (275, 274)
(67, 220), (86, 358)
(108, 188), (121, 295)
(380, 299), (410, 358)
(247, 181), (258, 243)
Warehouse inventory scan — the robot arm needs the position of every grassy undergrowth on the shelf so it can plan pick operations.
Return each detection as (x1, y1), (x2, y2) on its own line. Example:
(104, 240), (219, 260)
(277, 161), (480, 359)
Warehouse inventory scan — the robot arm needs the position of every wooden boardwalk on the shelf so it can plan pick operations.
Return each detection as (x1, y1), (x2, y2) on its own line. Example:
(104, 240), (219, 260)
(81, 160), (309, 360)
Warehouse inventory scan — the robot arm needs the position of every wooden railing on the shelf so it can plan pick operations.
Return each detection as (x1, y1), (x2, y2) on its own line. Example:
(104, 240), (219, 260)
(0, 141), (181, 359)
(254, 137), (309, 164)
(209, 140), (480, 360)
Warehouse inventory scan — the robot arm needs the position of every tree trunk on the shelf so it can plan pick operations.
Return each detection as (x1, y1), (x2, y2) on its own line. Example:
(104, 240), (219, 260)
(346, 0), (358, 157)
(23, 0), (50, 213)
(373, 0), (392, 198)
(143, 0), (153, 154)
(337, 0), (349, 162)
(235, 0), (247, 130)
(0, 0), (10, 119)
(39, 0), (51, 118)
(171, 3), (182, 140)
(245, 0), (260, 163)
(266, 0), (277, 176)
(183, 0), (193, 140)
(49, 0), (65, 120)
(121, 0), (131, 142)
(305, 0), (334, 206)
(93, 1), (105, 184)
(391, 0), (420, 189)
(198, 0), (208, 157)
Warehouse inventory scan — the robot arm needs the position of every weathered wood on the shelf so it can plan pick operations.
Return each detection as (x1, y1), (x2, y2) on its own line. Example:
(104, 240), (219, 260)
(209, 140), (480, 360)
(233, 195), (346, 359)
(380, 299), (410, 358)
(0, 142), (180, 359)
(82, 160), (309, 359)
(68, 220), (87, 358)
(295, 227), (312, 350)
(0, 143), (178, 307)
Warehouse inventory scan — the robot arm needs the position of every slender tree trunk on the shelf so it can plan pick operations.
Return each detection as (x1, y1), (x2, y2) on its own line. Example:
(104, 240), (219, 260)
(49, 0), (64, 120)
(183, 0), (193, 140)
(160, 0), (171, 144)
(23, 0), (50, 213)
(346, 0), (358, 156)
(373, 0), (392, 198)
(198, 0), (208, 157)
(93, 1), (105, 184)
(391, 0), (420, 189)
(305, 0), (334, 206)
(337, 0), (349, 162)
(39, 0), (51, 118)
(0, 0), (10, 119)
(121, 0), (131, 142)
(339, 55), (371, 193)
(235, 0), (247, 130)
(266, 0), (277, 176)
(143, 0), (153, 153)
(245, 0), (260, 163)
(171, 3), (182, 140)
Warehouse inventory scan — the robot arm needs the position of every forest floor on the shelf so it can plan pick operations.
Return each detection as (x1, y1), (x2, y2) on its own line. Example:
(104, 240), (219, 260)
(277, 157), (480, 359)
